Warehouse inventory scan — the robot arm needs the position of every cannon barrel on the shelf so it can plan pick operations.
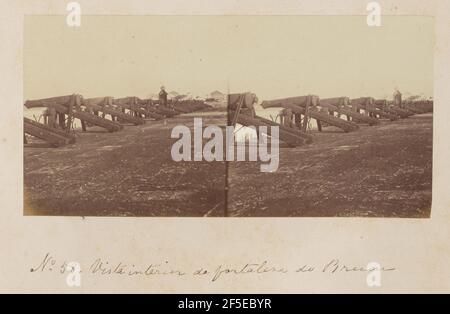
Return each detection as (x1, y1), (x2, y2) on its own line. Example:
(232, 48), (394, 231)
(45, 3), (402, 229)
(260, 95), (320, 109)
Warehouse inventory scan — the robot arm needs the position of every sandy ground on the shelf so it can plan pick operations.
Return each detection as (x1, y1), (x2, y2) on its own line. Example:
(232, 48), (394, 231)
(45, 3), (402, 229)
(24, 114), (228, 217)
(228, 114), (433, 218)
(24, 113), (432, 218)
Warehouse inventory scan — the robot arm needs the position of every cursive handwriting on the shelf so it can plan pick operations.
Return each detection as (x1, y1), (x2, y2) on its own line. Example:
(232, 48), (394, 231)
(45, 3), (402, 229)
(211, 261), (289, 282)
(89, 258), (186, 277)
(30, 253), (396, 282)
(322, 259), (396, 274)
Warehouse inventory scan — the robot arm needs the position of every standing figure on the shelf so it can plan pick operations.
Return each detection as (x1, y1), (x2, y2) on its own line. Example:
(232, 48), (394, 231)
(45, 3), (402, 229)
(159, 86), (168, 108)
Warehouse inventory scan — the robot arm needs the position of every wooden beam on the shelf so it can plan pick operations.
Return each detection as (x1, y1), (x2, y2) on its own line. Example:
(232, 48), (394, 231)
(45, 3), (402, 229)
(53, 104), (122, 132)
(24, 117), (76, 143)
(73, 111), (123, 132)
(248, 113), (313, 144)
(24, 118), (75, 147)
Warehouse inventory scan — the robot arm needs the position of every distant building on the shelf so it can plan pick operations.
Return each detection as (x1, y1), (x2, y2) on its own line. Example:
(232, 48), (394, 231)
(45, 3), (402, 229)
(208, 90), (225, 101)
(168, 91), (179, 100)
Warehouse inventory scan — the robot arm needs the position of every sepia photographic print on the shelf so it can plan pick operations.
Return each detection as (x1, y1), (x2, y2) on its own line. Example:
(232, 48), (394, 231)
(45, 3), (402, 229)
(23, 15), (434, 218)
(3, 0), (450, 296)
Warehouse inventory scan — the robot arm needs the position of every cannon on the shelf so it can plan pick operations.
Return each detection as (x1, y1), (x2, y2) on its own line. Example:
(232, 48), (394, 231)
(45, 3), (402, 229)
(319, 97), (379, 126)
(24, 94), (123, 133)
(228, 92), (312, 147)
(261, 95), (359, 133)
(351, 97), (398, 121)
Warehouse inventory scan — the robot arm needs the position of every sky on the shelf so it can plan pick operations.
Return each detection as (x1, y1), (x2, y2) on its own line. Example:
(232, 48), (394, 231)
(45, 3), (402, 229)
(24, 15), (434, 101)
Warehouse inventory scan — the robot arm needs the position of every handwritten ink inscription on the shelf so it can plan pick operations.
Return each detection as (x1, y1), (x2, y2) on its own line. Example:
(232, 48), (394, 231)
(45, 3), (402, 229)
(30, 253), (396, 283)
